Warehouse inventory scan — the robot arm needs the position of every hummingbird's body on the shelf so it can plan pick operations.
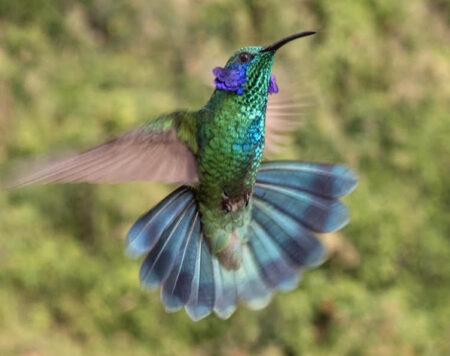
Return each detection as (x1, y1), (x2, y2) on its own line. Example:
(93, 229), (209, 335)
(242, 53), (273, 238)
(8, 32), (358, 320)
(196, 52), (272, 268)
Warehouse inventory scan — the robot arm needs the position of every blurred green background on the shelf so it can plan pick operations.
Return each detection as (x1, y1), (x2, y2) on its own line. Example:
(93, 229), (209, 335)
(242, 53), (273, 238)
(1, 0), (449, 355)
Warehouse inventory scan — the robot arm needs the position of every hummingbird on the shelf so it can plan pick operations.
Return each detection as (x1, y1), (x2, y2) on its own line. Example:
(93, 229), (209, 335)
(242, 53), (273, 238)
(8, 31), (358, 321)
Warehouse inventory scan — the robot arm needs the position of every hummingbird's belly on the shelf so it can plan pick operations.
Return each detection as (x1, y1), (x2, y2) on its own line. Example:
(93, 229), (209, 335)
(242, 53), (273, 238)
(222, 148), (260, 195)
(196, 136), (264, 207)
(196, 105), (266, 208)
(195, 139), (260, 270)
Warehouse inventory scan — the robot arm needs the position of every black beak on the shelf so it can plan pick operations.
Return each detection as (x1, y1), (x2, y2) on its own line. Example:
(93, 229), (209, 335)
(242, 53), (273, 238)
(260, 31), (316, 53)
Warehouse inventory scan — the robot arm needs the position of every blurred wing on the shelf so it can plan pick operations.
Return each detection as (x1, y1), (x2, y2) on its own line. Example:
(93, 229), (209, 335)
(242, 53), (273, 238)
(7, 126), (199, 189)
(264, 91), (312, 156)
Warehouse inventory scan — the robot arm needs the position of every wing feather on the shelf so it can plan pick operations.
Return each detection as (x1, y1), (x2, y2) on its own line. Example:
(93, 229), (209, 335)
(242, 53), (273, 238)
(264, 86), (313, 155)
(6, 124), (199, 188)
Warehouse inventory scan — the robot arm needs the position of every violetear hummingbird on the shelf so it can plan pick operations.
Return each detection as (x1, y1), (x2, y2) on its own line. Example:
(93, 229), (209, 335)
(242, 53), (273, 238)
(8, 32), (358, 320)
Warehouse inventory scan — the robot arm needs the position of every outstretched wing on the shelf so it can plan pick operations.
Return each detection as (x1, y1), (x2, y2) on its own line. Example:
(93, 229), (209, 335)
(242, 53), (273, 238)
(264, 91), (312, 155)
(264, 65), (315, 156)
(6, 114), (199, 188)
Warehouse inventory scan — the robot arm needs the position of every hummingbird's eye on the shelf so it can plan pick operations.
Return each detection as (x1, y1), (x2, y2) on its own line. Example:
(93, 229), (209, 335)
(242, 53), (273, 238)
(237, 52), (254, 64)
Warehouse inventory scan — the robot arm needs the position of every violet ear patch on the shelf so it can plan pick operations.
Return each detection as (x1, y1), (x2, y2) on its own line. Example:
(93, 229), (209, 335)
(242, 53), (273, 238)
(213, 66), (247, 94)
(268, 75), (279, 94)
(213, 65), (278, 95)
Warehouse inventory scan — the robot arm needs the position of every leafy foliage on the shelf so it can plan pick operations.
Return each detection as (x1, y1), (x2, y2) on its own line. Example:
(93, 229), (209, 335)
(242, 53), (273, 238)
(1, 0), (449, 355)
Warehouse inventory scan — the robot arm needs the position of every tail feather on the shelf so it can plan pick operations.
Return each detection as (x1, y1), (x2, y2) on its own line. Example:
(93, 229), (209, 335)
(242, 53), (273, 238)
(126, 186), (193, 258)
(161, 212), (200, 312)
(185, 237), (215, 321)
(139, 201), (196, 290)
(252, 199), (325, 268)
(248, 222), (300, 291)
(212, 258), (238, 319)
(253, 183), (349, 233)
(126, 161), (358, 321)
(235, 247), (272, 310)
(256, 161), (358, 199)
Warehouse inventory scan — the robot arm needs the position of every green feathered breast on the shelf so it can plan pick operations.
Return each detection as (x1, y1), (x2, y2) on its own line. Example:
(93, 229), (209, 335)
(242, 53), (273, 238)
(192, 50), (275, 267)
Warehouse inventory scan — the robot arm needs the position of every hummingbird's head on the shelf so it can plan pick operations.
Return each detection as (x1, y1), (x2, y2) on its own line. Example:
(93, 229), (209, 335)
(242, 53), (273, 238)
(213, 31), (315, 96)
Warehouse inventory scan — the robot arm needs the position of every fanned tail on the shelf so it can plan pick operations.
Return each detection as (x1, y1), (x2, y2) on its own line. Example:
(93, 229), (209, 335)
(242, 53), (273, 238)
(126, 161), (358, 321)
(247, 161), (358, 293)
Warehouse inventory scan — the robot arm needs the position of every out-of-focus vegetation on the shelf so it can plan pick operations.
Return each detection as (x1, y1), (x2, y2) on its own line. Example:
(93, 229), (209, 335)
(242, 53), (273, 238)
(0, 0), (449, 355)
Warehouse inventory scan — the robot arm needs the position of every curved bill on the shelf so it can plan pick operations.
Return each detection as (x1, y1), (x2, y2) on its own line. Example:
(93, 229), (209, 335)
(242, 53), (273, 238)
(260, 31), (316, 53)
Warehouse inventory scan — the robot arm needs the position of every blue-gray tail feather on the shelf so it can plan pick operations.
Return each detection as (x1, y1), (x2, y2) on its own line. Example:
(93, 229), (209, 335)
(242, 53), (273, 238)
(125, 161), (358, 321)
